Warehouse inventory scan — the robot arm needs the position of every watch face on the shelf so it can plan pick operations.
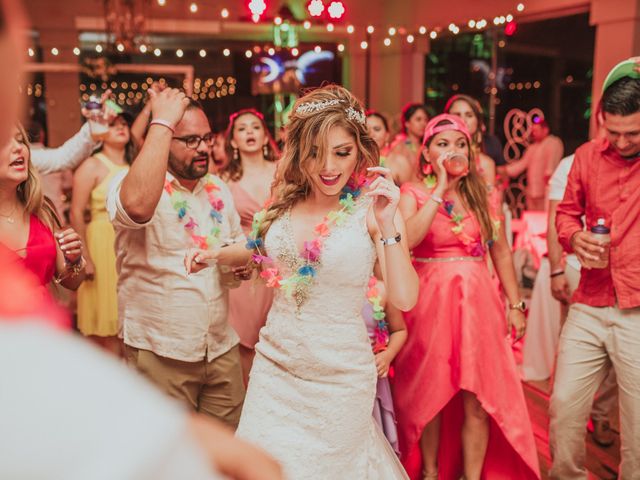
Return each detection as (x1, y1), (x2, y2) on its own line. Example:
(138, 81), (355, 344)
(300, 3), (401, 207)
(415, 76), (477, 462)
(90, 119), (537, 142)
(511, 301), (525, 311)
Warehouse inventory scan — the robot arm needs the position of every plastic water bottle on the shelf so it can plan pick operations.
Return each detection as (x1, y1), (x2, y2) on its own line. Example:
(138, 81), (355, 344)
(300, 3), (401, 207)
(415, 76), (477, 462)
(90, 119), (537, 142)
(588, 218), (611, 269)
(85, 97), (109, 138)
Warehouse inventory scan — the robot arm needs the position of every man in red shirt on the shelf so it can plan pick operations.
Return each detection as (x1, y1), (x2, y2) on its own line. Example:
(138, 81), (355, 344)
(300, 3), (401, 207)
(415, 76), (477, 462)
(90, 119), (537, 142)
(550, 58), (640, 479)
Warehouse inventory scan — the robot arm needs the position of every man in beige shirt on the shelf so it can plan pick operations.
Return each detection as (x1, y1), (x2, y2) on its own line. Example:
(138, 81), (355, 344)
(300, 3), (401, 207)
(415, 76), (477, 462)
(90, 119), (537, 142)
(107, 88), (246, 428)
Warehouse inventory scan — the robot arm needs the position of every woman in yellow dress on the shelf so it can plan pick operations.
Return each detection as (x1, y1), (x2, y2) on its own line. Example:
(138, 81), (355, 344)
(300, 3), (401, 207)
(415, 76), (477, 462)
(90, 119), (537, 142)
(70, 114), (135, 354)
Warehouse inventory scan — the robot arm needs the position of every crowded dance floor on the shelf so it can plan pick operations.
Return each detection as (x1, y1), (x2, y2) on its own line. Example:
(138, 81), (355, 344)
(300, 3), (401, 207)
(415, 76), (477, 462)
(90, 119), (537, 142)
(1, 0), (639, 479)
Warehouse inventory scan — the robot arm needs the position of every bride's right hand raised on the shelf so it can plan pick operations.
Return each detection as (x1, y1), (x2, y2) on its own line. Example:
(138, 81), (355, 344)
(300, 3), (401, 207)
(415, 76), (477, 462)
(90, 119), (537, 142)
(184, 248), (218, 275)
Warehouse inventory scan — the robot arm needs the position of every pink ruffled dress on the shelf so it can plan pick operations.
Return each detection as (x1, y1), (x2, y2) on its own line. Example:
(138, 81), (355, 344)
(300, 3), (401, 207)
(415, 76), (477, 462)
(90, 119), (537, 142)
(393, 184), (539, 480)
(227, 182), (274, 348)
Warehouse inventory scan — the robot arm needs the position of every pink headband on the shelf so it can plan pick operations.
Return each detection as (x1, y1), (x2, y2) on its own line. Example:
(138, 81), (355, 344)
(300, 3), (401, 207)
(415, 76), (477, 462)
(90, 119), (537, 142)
(422, 113), (472, 147)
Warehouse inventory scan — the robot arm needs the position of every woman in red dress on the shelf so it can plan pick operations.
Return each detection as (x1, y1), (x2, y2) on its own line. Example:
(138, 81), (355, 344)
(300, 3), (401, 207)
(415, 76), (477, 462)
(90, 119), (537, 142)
(394, 114), (539, 480)
(0, 124), (85, 316)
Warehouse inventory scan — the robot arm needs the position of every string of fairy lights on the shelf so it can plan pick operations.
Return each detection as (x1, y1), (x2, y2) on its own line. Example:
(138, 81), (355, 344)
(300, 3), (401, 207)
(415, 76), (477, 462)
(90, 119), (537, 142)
(26, 2), (527, 59)
(23, 76), (238, 107)
(24, 1), (530, 107)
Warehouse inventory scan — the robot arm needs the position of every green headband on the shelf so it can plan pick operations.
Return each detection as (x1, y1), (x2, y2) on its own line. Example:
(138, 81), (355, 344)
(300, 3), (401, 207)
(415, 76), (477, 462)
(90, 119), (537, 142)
(602, 58), (640, 93)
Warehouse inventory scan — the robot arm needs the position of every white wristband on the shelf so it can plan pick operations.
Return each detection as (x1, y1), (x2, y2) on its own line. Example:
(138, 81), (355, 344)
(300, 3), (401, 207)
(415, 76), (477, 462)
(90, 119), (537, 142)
(430, 194), (444, 205)
(149, 119), (176, 134)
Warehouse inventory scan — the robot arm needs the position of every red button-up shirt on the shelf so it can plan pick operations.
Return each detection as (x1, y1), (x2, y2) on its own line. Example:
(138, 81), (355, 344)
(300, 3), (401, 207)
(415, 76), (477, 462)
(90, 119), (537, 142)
(556, 138), (640, 309)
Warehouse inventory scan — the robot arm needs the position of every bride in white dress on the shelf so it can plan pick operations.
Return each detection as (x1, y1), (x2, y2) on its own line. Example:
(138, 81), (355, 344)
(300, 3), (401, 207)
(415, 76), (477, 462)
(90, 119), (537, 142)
(185, 85), (418, 479)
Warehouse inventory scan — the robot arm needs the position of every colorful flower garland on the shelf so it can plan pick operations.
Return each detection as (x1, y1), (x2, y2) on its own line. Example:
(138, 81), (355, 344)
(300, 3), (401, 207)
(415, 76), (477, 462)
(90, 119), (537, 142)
(164, 174), (225, 249)
(247, 177), (364, 306)
(367, 276), (390, 354)
(423, 174), (499, 256)
(442, 200), (488, 257)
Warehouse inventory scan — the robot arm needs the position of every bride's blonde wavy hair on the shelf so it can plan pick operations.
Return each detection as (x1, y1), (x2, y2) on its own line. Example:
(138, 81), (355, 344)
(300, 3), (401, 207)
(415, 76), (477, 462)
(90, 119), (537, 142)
(13, 124), (59, 230)
(257, 85), (379, 240)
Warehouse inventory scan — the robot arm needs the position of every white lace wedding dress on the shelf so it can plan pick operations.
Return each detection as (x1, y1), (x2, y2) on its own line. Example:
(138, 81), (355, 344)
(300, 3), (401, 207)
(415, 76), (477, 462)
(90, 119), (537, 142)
(237, 198), (408, 479)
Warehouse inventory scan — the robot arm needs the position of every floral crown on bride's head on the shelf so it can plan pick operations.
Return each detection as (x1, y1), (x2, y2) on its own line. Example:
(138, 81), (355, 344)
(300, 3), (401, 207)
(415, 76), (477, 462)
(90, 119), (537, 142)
(294, 99), (366, 126)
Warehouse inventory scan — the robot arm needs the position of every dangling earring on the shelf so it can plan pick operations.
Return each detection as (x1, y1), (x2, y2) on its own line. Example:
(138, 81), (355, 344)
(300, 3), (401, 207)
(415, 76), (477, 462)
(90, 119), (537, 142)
(422, 162), (433, 176)
(233, 148), (239, 161)
(263, 144), (269, 159)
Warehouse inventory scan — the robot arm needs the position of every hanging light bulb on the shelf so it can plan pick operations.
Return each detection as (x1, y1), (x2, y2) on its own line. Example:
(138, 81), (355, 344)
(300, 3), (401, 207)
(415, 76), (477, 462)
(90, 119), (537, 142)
(308, 0), (324, 17)
(248, 0), (267, 20)
(189, 2), (198, 13)
(176, 49), (184, 57)
(327, 1), (345, 19)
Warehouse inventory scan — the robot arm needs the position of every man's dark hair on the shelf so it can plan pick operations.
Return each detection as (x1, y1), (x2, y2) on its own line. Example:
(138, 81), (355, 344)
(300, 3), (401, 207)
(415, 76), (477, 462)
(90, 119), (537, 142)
(186, 98), (204, 112)
(601, 77), (640, 116)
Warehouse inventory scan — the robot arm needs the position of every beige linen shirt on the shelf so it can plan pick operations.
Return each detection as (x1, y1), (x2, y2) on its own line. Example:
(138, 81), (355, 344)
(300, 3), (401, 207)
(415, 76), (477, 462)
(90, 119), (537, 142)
(107, 171), (244, 362)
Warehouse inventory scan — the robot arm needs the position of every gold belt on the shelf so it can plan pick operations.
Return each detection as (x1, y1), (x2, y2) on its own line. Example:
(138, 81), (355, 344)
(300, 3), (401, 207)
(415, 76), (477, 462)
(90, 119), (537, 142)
(413, 256), (483, 263)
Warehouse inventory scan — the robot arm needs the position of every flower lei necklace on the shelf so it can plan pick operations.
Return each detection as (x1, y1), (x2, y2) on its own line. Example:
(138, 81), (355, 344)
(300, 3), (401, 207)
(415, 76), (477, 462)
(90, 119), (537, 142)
(247, 176), (365, 306)
(423, 175), (495, 256)
(164, 174), (225, 249)
(367, 276), (390, 354)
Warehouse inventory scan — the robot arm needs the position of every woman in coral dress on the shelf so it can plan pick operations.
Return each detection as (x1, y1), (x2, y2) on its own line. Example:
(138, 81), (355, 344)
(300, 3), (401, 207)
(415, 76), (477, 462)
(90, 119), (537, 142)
(394, 114), (539, 480)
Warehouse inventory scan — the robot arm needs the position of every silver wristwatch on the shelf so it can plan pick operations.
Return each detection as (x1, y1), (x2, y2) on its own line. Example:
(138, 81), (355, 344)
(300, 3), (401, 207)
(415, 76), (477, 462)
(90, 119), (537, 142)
(381, 232), (402, 246)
